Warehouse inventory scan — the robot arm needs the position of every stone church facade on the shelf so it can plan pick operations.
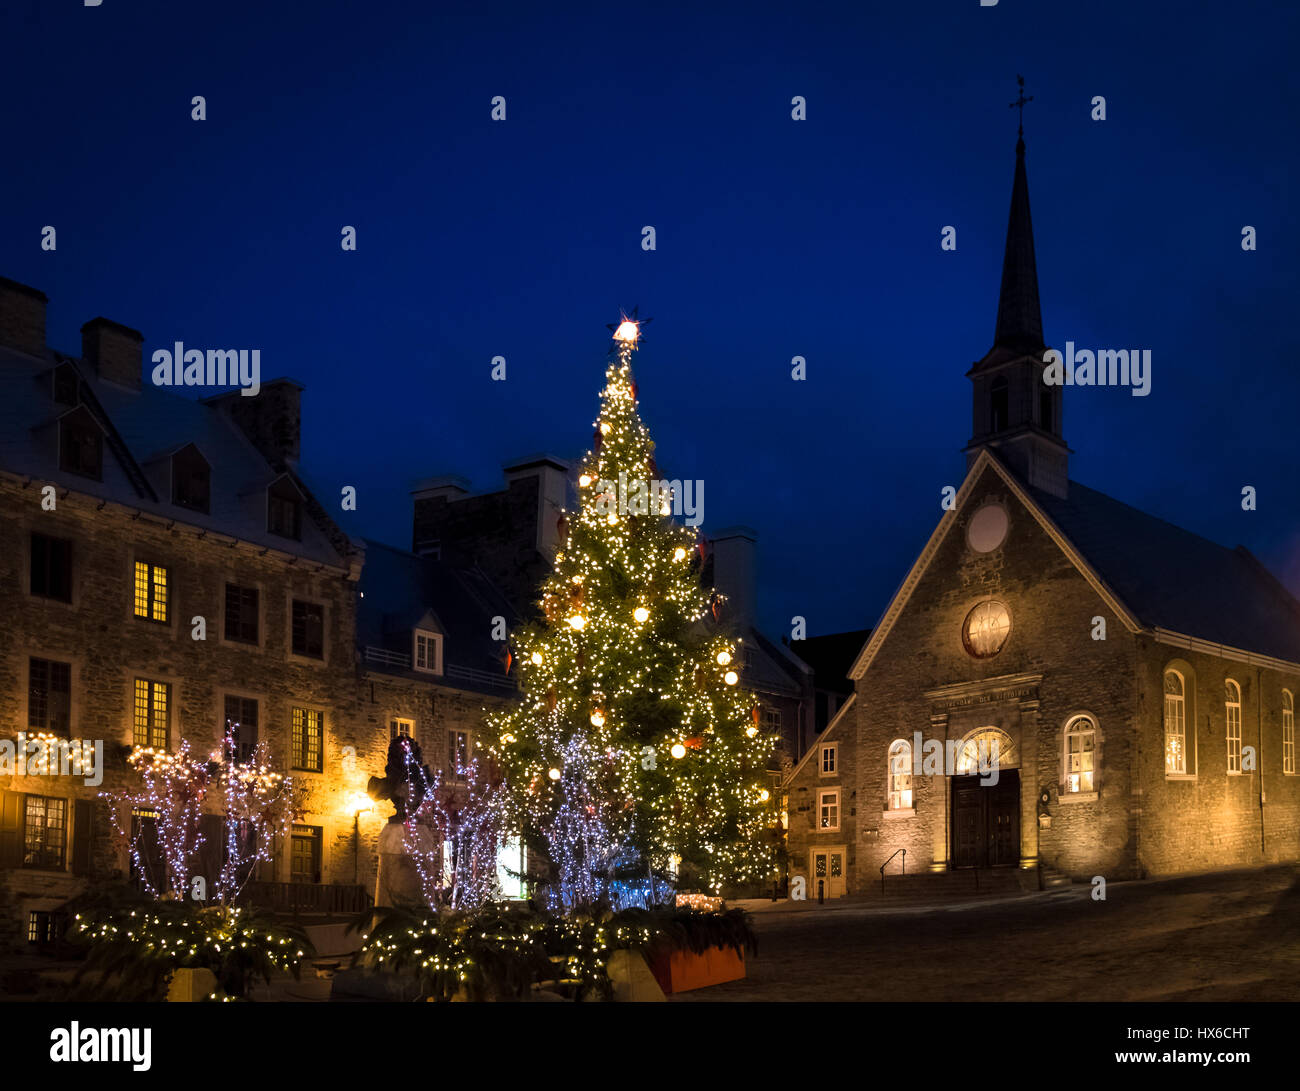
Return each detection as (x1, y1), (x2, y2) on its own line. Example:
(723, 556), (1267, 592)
(784, 133), (1300, 895)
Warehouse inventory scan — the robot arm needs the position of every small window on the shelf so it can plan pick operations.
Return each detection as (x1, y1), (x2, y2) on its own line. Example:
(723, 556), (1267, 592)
(224, 583), (259, 644)
(28, 658), (71, 736)
(390, 717), (415, 741)
(1039, 388), (1053, 433)
(224, 695), (259, 763)
(133, 561), (169, 623)
(1225, 679), (1242, 774)
(58, 409), (103, 480)
(887, 740), (912, 810)
(818, 789), (840, 831)
(990, 376), (1009, 433)
(172, 445), (211, 514)
(133, 678), (170, 749)
(268, 482), (302, 541)
(1164, 669), (1187, 775)
(820, 744), (837, 776)
(290, 825), (322, 884)
(52, 363), (79, 407)
(414, 630), (443, 675)
(1064, 716), (1096, 792)
(24, 795), (67, 870)
(291, 708), (324, 772)
(1283, 690), (1295, 776)
(30, 533), (73, 603)
(447, 729), (470, 780)
(291, 600), (325, 659)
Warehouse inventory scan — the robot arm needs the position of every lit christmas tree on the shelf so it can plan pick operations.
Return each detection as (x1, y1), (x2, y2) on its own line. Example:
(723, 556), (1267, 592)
(488, 317), (775, 896)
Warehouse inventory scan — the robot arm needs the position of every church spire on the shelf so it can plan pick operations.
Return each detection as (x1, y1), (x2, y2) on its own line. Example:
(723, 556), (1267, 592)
(993, 79), (1043, 354)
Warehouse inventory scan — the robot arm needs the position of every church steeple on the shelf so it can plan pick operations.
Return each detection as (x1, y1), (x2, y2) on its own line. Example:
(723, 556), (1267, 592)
(965, 80), (1069, 498)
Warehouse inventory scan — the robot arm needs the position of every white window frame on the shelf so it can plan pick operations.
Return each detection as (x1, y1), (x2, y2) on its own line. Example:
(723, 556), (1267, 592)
(1164, 669), (1188, 776)
(818, 788), (840, 832)
(819, 743), (837, 777)
(887, 739), (912, 810)
(1225, 679), (1242, 774)
(390, 717), (415, 742)
(1283, 690), (1295, 775)
(1063, 715), (1097, 794)
(413, 629), (443, 675)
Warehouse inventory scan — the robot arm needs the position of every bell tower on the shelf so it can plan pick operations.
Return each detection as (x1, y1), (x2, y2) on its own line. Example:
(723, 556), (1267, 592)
(964, 79), (1069, 498)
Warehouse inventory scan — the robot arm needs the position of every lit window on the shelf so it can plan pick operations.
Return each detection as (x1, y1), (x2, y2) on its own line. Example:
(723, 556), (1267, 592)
(24, 795), (67, 869)
(820, 744), (837, 775)
(414, 630), (443, 675)
(133, 678), (169, 749)
(390, 718), (415, 741)
(962, 600), (1011, 658)
(1283, 690), (1295, 776)
(956, 728), (1010, 775)
(1225, 679), (1242, 774)
(1064, 716), (1096, 792)
(1164, 670), (1187, 775)
(133, 561), (168, 622)
(291, 708), (324, 772)
(818, 789), (840, 831)
(887, 740), (912, 810)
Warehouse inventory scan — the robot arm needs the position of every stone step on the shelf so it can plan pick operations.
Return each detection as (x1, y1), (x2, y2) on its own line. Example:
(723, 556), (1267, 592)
(869, 867), (1029, 898)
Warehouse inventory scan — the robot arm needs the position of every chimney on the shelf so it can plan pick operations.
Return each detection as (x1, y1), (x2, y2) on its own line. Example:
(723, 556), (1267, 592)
(212, 377), (303, 467)
(0, 277), (48, 357)
(82, 317), (144, 390)
(710, 526), (758, 630)
(503, 454), (572, 558)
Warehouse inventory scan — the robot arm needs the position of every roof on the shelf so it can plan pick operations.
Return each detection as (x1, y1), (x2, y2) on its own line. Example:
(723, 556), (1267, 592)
(791, 630), (872, 693)
(356, 539), (520, 694)
(1028, 479), (1300, 665)
(0, 346), (349, 567)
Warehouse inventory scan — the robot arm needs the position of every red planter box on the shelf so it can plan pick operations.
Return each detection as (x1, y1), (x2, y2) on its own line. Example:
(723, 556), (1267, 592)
(648, 945), (746, 995)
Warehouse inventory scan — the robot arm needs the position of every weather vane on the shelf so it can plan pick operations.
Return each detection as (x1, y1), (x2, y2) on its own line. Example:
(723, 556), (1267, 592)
(1009, 74), (1033, 137)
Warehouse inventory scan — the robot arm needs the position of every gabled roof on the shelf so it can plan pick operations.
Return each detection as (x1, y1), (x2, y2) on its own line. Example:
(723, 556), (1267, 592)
(783, 693), (856, 786)
(850, 449), (1300, 678)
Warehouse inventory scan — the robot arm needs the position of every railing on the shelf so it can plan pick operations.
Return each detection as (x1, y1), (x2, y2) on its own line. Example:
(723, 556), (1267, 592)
(364, 646), (410, 669)
(880, 848), (907, 894)
(445, 664), (518, 692)
(242, 881), (372, 916)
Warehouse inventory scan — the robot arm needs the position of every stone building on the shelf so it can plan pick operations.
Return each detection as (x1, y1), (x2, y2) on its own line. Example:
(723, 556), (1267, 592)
(0, 277), (521, 952)
(784, 132), (1300, 898)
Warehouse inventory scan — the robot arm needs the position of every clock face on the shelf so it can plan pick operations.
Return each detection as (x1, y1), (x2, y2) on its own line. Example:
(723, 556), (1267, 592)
(967, 502), (1009, 553)
(963, 600), (1011, 658)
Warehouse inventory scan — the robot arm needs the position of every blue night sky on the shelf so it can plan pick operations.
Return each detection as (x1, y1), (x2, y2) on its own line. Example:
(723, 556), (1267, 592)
(4, 0), (1298, 637)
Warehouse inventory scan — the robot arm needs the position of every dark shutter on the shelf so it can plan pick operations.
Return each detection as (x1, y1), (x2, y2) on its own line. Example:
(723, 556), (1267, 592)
(71, 799), (93, 876)
(0, 791), (23, 868)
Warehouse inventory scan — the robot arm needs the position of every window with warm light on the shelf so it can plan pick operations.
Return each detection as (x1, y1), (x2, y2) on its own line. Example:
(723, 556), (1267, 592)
(887, 739), (912, 809)
(133, 678), (170, 749)
(1225, 679), (1242, 774)
(1164, 670), (1187, 775)
(291, 707), (324, 772)
(390, 717), (415, 741)
(24, 795), (67, 869)
(1283, 690), (1295, 775)
(962, 600), (1011, 658)
(818, 789), (840, 831)
(1064, 716), (1096, 792)
(133, 561), (168, 623)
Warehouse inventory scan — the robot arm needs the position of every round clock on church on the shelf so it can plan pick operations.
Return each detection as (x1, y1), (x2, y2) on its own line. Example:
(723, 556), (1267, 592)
(962, 599), (1011, 658)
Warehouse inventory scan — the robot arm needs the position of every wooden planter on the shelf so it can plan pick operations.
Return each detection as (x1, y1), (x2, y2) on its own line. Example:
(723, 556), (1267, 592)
(648, 945), (746, 995)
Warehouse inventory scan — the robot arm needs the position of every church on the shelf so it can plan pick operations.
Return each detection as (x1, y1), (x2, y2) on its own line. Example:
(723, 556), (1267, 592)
(783, 127), (1300, 895)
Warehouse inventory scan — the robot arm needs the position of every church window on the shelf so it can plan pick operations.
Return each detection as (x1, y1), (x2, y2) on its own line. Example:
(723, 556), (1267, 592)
(818, 789), (840, 831)
(1164, 670), (1187, 775)
(990, 376), (1009, 432)
(1283, 690), (1295, 775)
(1063, 716), (1096, 792)
(887, 740), (912, 810)
(962, 600), (1011, 658)
(1225, 679), (1242, 774)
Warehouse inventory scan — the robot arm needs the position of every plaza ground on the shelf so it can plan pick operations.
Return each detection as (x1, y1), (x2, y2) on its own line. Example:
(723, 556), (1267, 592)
(675, 864), (1300, 1002)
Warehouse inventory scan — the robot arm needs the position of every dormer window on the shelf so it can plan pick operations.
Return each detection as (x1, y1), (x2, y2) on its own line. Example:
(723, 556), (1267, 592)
(58, 407), (103, 480)
(172, 444), (211, 514)
(52, 363), (79, 406)
(413, 629), (443, 675)
(267, 478), (303, 541)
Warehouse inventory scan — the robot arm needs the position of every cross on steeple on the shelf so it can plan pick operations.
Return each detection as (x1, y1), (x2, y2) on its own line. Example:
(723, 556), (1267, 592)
(1009, 75), (1033, 137)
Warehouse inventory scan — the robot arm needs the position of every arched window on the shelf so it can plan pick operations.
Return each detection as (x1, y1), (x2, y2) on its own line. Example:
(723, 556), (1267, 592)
(1283, 690), (1295, 775)
(887, 740), (912, 810)
(1063, 716), (1096, 793)
(1225, 680), (1242, 773)
(1164, 670), (1186, 774)
(990, 377), (1009, 432)
(955, 728), (1015, 775)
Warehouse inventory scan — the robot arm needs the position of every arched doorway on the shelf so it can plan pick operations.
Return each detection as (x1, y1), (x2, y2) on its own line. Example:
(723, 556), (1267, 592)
(951, 727), (1020, 868)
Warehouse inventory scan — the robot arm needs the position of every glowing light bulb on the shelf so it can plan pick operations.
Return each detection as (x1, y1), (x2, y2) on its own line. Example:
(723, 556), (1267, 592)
(590, 710), (605, 728)
(759, 789), (770, 802)
(716, 651), (731, 666)
(530, 651), (543, 666)
(613, 320), (639, 343)
(600, 422), (611, 435)
(606, 513), (617, 525)
(572, 574), (584, 584)
(673, 547), (687, 561)
(548, 767), (561, 781)
(670, 743), (687, 760)
(724, 671), (738, 685)
(746, 726), (758, 738)
(633, 606), (650, 623)
(579, 474), (592, 487)
(567, 614), (586, 630)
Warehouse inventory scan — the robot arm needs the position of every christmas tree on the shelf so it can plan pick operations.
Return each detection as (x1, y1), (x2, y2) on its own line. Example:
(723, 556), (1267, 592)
(488, 317), (775, 897)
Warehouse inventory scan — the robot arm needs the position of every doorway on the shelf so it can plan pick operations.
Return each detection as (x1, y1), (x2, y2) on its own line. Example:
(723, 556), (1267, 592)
(811, 847), (847, 899)
(951, 770), (1020, 868)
